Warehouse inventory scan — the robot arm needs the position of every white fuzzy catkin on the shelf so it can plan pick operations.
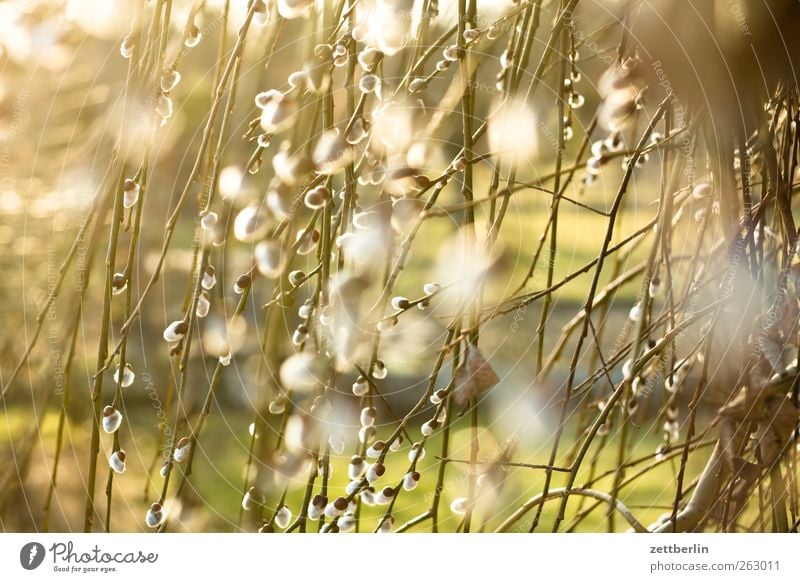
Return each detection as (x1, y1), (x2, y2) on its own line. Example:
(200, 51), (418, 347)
(113, 363), (135, 388)
(108, 450), (126, 474)
(403, 471), (420, 492)
(274, 505), (292, 529)
(102, 406), (123, 434)
(173, 438), (191, 462)
(348, 456), (366, 480)
(145, 503), (164, 528)
(163, 320), (187, 342)
(450, 497), (468, 515)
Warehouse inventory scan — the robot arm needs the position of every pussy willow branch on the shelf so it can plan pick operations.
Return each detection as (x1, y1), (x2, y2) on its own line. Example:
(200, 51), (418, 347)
(431, 345), (458, 533)
(12, 0), (800, 536)
(495, 487), (648, 533)
(105, 156), (151, 532)
(83, 167), (127, 532)
(95, 2), (259, 377)
(155, 248), (209, 529)
(335, 0), (548, 529)
(607, 113), (681, 531)
(534, 0), (567, 380)
(531, 97), (672, 532)
(498, 300), (724, 533)
(182, 0), (231, 313)
(536, 182), (696, 379)
(558, 299), (727, 532)
(482, 217), (658, 323)
(172, 284), (253, 501)
(457, 0), (482, 535)
(670, 312), (716, 531)
(139, 2), (239, 530)
(81, 10), (153, 525)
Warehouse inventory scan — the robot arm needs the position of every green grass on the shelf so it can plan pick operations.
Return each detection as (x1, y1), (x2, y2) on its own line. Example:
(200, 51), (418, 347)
(2, 404), (717, 533)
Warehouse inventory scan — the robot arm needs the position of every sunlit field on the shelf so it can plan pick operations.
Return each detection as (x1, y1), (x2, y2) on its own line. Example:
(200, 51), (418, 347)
(1, 0), (799, 534)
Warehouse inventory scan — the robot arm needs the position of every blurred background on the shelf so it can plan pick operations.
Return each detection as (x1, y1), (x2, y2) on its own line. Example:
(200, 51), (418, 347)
(0, 0), (796, 533)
